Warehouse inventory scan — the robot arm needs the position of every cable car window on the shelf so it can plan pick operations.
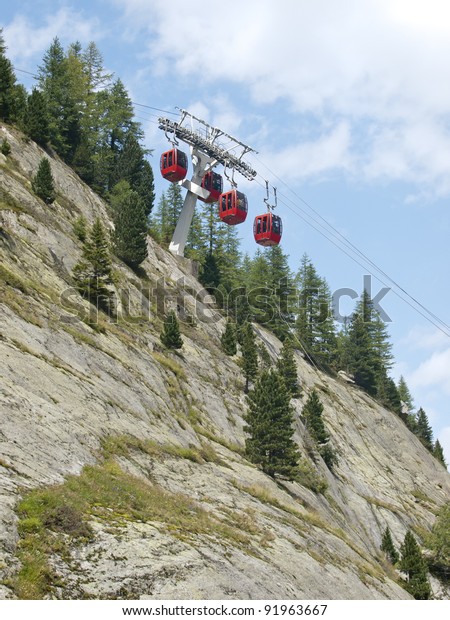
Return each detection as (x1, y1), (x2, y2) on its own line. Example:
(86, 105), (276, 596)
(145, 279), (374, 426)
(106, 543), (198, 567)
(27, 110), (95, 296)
(262, 218), (267, 233)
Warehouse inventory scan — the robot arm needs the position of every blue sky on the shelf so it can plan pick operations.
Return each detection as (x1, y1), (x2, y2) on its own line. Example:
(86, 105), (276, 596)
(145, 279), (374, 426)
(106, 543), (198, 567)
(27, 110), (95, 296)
(3, 0), (450, 463)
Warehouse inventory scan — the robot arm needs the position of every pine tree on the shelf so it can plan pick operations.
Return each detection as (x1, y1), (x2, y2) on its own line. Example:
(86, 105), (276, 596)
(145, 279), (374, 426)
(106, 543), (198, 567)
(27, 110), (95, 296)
(199, 252), (221, 291)
(266, 245), (294, 339)
(427, 502), (450, 573)
(415, 407), (433, 451)
(381, 526), (399, 564)
(239, 322), (258, 393)
(397, 375), (414, 412)
(302, 390), (329, 445)
(276, 338), (301, 398)
(295, 254), (336, 369)
(342, 310), (377, 394)
(1, 139), (11, 155)
(24, 89), (50, 146)
(73, 217), (114, 312)
(245, 369), (300, 479)
(160, 310), (183, 349)
(377, 371), (402, 415)
(399, 531), (431, 599)
(111, 181), (148, 269)
(341, 289), (393, 396)
(38, 37), (83, 161)
(221, 320), (237, 356)
(32, 158), (56, 204)
(0, 29), (17, 122)
(433, 439), (447, 467)
(301, 389), (337, 470)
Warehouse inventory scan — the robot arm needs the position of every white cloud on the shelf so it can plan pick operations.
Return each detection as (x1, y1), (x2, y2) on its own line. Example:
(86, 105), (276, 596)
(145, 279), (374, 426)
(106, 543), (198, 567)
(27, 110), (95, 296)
(258, 122), (352, 182)
(401, 325), (450, 352)
(3, 9), (103, 64)
(410, 347), (450, 395)
(113, 0), (450, 192)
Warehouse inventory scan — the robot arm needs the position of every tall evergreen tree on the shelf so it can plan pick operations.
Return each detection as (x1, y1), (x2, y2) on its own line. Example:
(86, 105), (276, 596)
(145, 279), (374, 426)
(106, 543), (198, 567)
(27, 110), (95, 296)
(302, 389), (329, 445)
(433, 439), (447, 468)
(160, 310), (183, 349)
(399, 531), (431, 599)
(415, 407), (433, 451)
(381, 526), (399, 564)
(295, 254), (336, 369)
(397, 375), (414, 412)
(111, 181), (148, 269)
(245, 369), (300, 479)
(302, 389), (337, 470)
(0, 29), (17, 122)
(38, 38), (83, 161)
(110, 134), (154, 217)
(24, 89), (50, 146)
(32, 158), (55, 204)
(276, 338), (301, 398)
(376, 371), (402, 416)
(73, 217), (114, 312)
(221, 320), (237, 356)
(199, 252), (221, 291)
(239, 322), (259, 393)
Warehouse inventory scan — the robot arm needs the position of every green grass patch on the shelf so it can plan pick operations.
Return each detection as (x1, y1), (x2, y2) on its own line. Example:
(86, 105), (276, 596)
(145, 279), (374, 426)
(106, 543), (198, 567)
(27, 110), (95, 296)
(0, 264), (29, 294)
(151, 351), (187, 380)
(101, 434), (223, 466)
(10, 457), (255, 599)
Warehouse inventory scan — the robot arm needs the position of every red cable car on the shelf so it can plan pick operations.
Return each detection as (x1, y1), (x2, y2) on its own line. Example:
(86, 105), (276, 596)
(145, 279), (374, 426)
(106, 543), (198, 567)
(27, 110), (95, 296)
(253, 212), (283, 246)
(198, 171), (223, 203)
(218, 189), (248, 225)
(160, 148), (188, 182)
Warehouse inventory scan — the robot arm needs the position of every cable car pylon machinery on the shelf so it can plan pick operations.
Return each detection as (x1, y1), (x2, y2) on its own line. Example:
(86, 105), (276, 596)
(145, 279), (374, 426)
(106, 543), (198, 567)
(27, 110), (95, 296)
(158, 109), (257, 257)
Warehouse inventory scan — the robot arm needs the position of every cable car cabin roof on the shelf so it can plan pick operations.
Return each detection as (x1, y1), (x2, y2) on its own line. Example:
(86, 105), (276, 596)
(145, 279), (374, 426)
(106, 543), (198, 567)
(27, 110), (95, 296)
(198, 171), (223, 203)
(160, 148), (188, 182)
(253, 212), (282, 246)
(219, 189), (248, 225)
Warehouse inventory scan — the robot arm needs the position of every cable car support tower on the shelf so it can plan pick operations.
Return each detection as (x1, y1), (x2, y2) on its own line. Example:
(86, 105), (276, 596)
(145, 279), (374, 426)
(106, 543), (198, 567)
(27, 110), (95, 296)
(158, 109), (258, 257)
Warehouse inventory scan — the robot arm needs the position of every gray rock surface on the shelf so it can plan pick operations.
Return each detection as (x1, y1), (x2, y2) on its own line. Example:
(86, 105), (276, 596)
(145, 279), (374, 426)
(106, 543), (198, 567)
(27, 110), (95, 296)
(1, 122), (449, 599)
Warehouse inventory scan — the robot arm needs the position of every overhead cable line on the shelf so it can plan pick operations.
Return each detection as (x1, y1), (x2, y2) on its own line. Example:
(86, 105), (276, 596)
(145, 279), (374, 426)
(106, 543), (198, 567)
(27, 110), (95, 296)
(249, 158), (450, 338)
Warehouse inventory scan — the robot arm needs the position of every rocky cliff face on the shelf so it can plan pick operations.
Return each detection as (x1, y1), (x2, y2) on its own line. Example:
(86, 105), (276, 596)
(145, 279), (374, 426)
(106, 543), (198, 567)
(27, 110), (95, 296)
(1, 122), (449, 600)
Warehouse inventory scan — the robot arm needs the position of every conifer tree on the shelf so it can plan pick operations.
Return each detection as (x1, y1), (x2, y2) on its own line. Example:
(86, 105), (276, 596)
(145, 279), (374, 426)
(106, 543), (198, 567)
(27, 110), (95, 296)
(295, 254), (336, 369)
(32, 158), (55, 204)
(1, 139), (11, 156)
(245, 369), (300, 479)
(397, 375), (414, 412)
(399, 531), (431, 599)
(302, 390), (329, 445)
(276, 338), (301, 398)
(427, 502), (450, 573)
(111, 181), (148, 269)
(341, 289), (393, 396)
(73, 217), (114, 312)
(38, 37), (83, 161)
(381, 526), (399, 564)
(221, 320), (237, 356)
(415, 407), (433, 451)
(376, 371), (402, 416)
(24, 88), (50, 146)
(302, 389), (337, 470)
(199, 252), (221, 291)
(239, 322), (258, 393)
(160, 310), (183, 349)
(0, 29), (17, 122)
(433, 439), (447, 467)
